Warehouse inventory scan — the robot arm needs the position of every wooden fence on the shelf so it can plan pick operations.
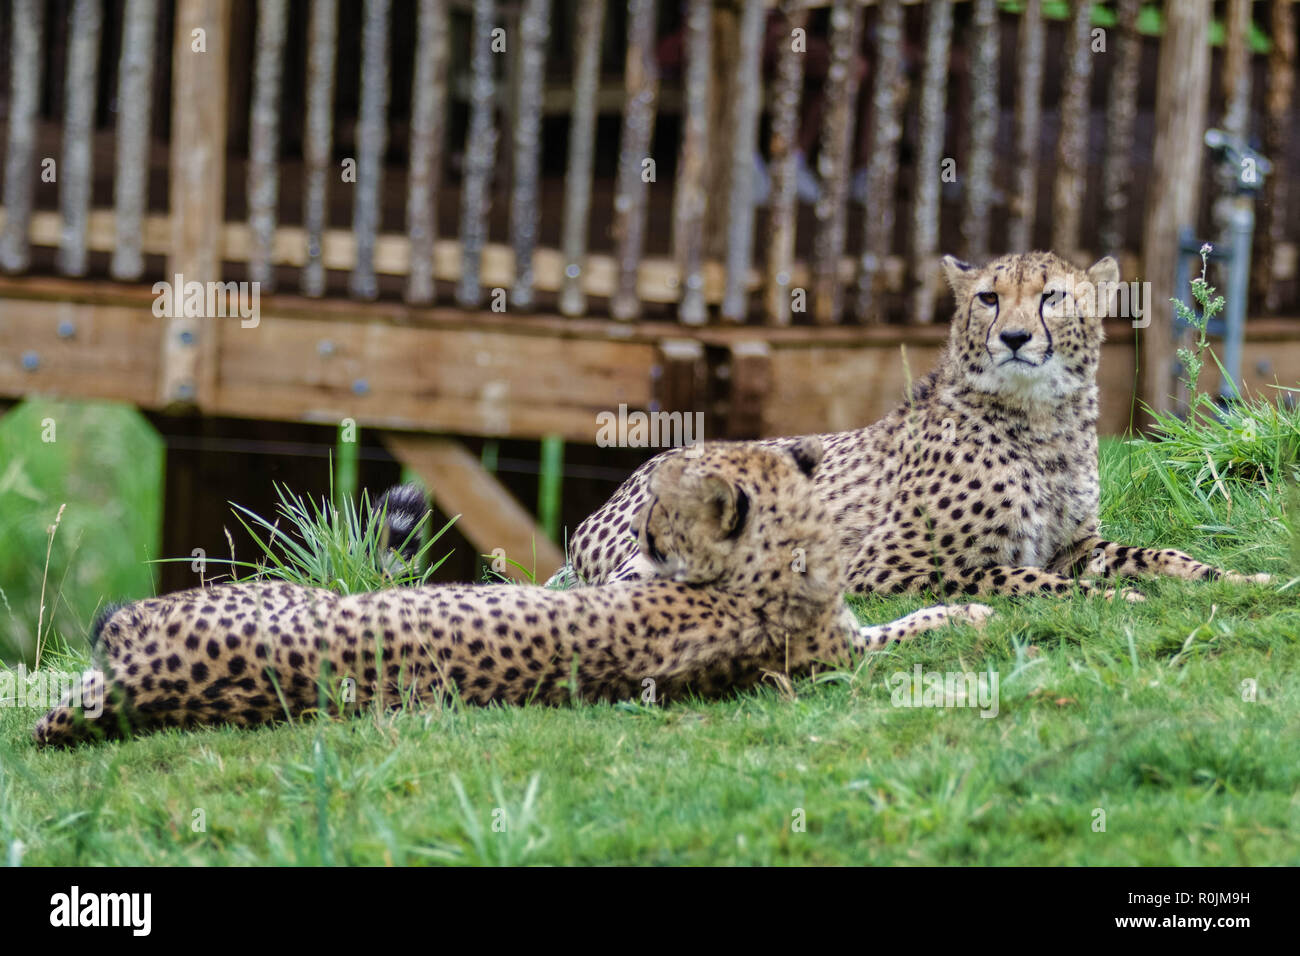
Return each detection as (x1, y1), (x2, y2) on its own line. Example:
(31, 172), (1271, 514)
(0, 0), (1297, 416)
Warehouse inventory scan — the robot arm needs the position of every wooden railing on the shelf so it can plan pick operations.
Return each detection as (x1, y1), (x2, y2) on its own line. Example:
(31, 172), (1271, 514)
(0, 0), (1296, 346)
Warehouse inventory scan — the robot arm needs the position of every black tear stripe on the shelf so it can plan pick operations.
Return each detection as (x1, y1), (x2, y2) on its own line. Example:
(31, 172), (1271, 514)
(726, 490), (751, 541)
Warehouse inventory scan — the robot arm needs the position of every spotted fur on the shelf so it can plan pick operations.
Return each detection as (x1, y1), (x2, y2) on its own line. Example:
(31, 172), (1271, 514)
(564, 251), (1271, 600)
(33, 439), (989, 747)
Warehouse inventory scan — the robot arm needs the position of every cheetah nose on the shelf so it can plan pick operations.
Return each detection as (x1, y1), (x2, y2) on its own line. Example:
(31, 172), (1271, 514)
(999, 330), (1032, 353)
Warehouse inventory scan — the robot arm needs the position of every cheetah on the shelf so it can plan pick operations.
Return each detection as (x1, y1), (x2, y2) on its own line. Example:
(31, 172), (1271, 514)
(33, 439), (989, 747)
(564, 251), (1271, 600)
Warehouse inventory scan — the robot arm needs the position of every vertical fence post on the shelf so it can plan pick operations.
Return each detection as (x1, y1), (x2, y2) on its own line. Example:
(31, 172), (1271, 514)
(1007, 0), (1043, 252)
(909, 0), (953, 324)
(1099, 0), (1139, 256)
(856, 0), (904, 323)
(457, 0), (499, 308)
(1256, 0), (1294, 313)
(719, 0), (766, 324)
(350, 0), (393, 301)
(610, 0), (660, 321)
(406, 0), (451, 305)
(247, 0), (288, 292)
(302, 0), (338, 297)
(961, 0), (998, 263)
(111, 0), (160, 281)
(674, 0), (713, 326)
(58, 0), (104, 278)
(810, 0), (862, 326)
(510, 0), (553, 311)
(0, 0), (45, 274)
(160, 0), (231, 408)
(1050, 0), (1094, 265)
(1137, 0), (1211, 427)
(558, 0), (606, 317)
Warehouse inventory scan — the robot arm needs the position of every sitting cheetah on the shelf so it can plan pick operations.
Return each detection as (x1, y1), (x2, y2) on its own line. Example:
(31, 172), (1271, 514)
(33, 439), (989, 746)
(565, 251), (1270, 599)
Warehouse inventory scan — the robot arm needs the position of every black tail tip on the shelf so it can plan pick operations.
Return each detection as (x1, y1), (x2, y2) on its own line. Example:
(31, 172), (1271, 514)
(376, 483), (431, 561)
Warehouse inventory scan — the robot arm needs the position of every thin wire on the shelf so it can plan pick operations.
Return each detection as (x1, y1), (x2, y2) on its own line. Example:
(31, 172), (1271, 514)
(155, 433), (638, 483)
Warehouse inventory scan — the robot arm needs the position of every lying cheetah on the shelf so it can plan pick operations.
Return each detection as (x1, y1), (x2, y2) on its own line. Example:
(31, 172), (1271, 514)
(33, 440), (989, 746)
(565, 251), (1270, 599)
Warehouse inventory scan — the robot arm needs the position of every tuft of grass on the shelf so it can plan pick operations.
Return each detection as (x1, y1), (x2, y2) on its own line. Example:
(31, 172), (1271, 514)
(1143, 244), (1300, 495)
(188, 481), (459, 595)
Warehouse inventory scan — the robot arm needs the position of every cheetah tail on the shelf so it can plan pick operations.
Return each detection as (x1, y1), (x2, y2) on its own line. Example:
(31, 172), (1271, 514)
(376, 483), (431, 566)
(89, 600), (130, 648)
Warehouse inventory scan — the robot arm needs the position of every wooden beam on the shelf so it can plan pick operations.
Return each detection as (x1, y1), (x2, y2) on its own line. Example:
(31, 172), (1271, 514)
(3, 280), (1298, 445)
(725, 340), (771, 438)
(381, 433), (565, 582)
(0, 297), (162, 405)
(0, 202), (961, 307)
(654, 339), (708, 432)
(1137, 0), (1211, 427)
(162, 0), (231, 407)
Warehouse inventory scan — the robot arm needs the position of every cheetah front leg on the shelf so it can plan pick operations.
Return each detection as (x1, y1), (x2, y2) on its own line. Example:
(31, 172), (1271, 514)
(852, 603), (995, 650)
(1056, 537), (1272, 585)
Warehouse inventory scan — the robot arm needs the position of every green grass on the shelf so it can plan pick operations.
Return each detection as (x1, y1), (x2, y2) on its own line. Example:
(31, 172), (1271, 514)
(0, 400), (162, 664)
(0, 401), (1297, 864)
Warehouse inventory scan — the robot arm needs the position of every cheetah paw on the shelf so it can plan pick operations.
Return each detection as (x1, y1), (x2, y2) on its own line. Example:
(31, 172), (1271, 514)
(1224, 571), (1272, 585)
(1103, 587), (1145, 603)
(952, 603), (996, 627)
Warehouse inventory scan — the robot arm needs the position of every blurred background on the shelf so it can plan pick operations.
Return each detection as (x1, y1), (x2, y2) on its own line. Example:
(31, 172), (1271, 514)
(0, 0), (1296, 661)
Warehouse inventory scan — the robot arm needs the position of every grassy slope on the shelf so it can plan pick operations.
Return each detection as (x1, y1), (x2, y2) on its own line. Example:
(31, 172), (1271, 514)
(0, 432), (1297, 865)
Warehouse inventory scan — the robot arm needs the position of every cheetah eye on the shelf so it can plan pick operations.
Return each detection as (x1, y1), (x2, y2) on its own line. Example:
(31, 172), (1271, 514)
(976, 292), (998, 307)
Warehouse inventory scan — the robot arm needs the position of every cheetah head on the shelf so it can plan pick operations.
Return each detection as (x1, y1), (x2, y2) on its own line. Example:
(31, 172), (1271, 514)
(637, 438), (846, 622)
(940, 251), (1120, 407)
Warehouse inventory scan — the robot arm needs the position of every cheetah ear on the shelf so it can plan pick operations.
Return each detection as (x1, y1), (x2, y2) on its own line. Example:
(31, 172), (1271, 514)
(1086, 256), (1120, 320)
(702, 476), (750, 541)
(940, 255), (976, 299)
(1086, 256), (1120, 287)
(787, 436), (824, 478)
